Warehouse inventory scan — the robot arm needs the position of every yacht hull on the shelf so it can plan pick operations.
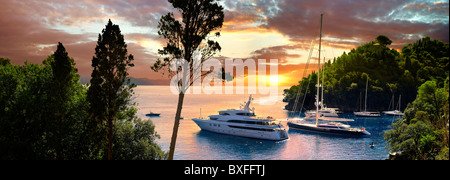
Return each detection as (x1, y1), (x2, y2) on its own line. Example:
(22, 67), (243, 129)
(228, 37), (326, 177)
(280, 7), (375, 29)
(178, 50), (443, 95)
(383, 111), (404, 116)
(192, 119), (288, 141)
(353, 112), (381, 117)
(287, 122), (370, 136)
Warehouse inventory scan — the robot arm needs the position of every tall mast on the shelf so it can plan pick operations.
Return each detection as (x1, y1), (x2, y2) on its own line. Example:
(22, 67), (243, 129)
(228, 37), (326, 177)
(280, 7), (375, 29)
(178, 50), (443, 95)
(321, 57), (325, 110)
(316, 13), (323, 126)
(364, 77), (368, 112)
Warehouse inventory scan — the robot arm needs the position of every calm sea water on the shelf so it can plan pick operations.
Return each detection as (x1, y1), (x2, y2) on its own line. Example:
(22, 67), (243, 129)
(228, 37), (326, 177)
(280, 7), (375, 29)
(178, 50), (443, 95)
(133, 86), (396, 160)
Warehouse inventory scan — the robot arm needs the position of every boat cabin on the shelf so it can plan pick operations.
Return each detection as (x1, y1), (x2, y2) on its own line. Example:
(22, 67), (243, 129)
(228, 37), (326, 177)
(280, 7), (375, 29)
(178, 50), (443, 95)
(218, 109), (255, 117)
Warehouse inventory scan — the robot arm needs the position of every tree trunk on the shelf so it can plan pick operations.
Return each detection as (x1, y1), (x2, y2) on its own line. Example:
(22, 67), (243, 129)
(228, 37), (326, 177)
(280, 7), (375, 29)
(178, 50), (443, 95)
(168, 92), (185, 160)
(107, 115), (113, 160)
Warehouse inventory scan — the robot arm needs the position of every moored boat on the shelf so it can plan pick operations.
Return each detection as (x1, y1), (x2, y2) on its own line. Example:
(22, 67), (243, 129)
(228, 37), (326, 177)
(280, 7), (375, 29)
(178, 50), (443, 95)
(288, 119), (370, 136)
(192, 95), (288, 141)
(287, 14), (370, 137)
(145, 112), (160, 117)
(353, 77), (381, 117)
(354, 111), (381, 117)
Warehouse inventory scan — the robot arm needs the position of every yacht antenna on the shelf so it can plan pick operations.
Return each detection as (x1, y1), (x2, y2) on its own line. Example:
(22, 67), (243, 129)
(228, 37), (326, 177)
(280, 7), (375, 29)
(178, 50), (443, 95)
(321, 57), (325, 109)
(365, 77), (368, 112)
(243, 94), (253, 112)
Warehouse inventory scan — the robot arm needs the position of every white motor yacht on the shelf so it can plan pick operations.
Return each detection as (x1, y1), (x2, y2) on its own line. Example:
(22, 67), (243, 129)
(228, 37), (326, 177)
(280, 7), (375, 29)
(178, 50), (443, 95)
(192, 95), (288, 141)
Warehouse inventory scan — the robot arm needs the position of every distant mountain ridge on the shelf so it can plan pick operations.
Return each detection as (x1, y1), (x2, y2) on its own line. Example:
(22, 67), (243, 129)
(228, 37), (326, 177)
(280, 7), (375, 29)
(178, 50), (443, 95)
(80, 75), (170, 85)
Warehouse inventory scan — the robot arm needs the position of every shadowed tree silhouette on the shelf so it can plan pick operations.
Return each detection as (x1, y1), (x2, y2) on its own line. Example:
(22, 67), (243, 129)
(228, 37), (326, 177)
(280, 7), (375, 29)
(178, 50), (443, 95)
(151, 0), (224, 160)
(87, 19), (135, 160)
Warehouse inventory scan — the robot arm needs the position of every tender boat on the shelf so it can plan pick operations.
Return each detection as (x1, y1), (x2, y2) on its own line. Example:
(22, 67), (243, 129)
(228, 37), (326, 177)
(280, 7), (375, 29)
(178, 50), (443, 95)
(145, 112), (160, 117)
(192, 95), (289, 141)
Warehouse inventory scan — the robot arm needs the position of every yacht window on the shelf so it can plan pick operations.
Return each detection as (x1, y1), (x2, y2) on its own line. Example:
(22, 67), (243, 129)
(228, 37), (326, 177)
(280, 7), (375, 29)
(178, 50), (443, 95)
(228, 125), (276, 131)
(219, 112), (230, 115)
(228, 120), (272, 126)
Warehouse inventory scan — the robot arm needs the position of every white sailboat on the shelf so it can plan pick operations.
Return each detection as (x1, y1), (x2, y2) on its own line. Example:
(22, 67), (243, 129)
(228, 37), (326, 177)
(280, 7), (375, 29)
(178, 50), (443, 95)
(383, 95), (404, 116)
(304, 62), (339, 119)
(287, 14), (370, 137)
(353, 77), (381, 117)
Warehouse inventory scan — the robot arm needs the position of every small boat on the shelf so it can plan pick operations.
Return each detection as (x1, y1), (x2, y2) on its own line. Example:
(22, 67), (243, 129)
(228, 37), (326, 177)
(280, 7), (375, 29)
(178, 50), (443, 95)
(354, 111), (381, 117)
(383, 110), (404, 116)
(383, 95), (404, 116)
(145, 112), (160, 117)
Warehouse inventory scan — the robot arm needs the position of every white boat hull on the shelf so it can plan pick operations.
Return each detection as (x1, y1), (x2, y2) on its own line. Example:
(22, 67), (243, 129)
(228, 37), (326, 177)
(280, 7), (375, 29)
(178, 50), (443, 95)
(383, 110), (404, 116)
(192, 119), (288, 141)
(354, 111), (381, 117)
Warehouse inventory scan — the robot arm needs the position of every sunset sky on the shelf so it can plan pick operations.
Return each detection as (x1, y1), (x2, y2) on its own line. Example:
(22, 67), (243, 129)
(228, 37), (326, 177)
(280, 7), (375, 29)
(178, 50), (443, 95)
(1, 0), (448, 86)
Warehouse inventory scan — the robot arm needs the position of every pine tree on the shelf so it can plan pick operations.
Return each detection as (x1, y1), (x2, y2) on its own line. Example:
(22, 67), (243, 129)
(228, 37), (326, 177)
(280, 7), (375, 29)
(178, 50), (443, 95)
(87, 20), (135, 160)
(46, 42), (78, 159)
(152, 0), (224, 160)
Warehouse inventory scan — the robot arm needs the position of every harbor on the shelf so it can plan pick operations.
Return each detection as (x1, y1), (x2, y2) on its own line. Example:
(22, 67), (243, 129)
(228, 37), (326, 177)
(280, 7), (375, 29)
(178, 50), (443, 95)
(134, 85), (396, 160)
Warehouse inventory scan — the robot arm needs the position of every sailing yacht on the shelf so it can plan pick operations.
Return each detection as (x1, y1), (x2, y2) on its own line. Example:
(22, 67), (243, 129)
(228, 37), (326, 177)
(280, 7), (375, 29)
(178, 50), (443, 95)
(305, 109), (339, 119)
(383, 95), (404, 116)
(287, 14), (370, 137)
(192, 95), (289, 141)
(353, 77), (381, 117)
(304, 65), (339, 118)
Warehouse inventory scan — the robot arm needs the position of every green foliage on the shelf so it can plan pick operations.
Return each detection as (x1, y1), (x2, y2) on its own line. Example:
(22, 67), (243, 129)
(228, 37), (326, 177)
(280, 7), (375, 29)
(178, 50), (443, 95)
(113, 117), (166, 160)
(283, 35), (449, 159)
(0, 62), (53, 159)
(375, 35), (392, 46)
(385, 80), (449, 160)
(152, 0), (225, 160)
(87, 19), (136, 160)
(44, 42), (82, 159)
(0, 24), (165, 159)
(152, 0), (224, 73)
(0, 57), (11, 66)
(284, 36), (449, 113)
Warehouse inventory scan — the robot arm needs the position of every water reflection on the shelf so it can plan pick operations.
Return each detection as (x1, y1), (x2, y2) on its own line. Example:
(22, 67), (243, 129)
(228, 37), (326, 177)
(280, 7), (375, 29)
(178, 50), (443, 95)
(191, 131), (287, 160)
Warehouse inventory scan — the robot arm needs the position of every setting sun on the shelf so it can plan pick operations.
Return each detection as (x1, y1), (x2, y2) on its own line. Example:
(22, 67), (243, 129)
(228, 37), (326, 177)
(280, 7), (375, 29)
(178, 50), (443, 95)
(269, 75), (280, 86)
(256, 74), (288, 86)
